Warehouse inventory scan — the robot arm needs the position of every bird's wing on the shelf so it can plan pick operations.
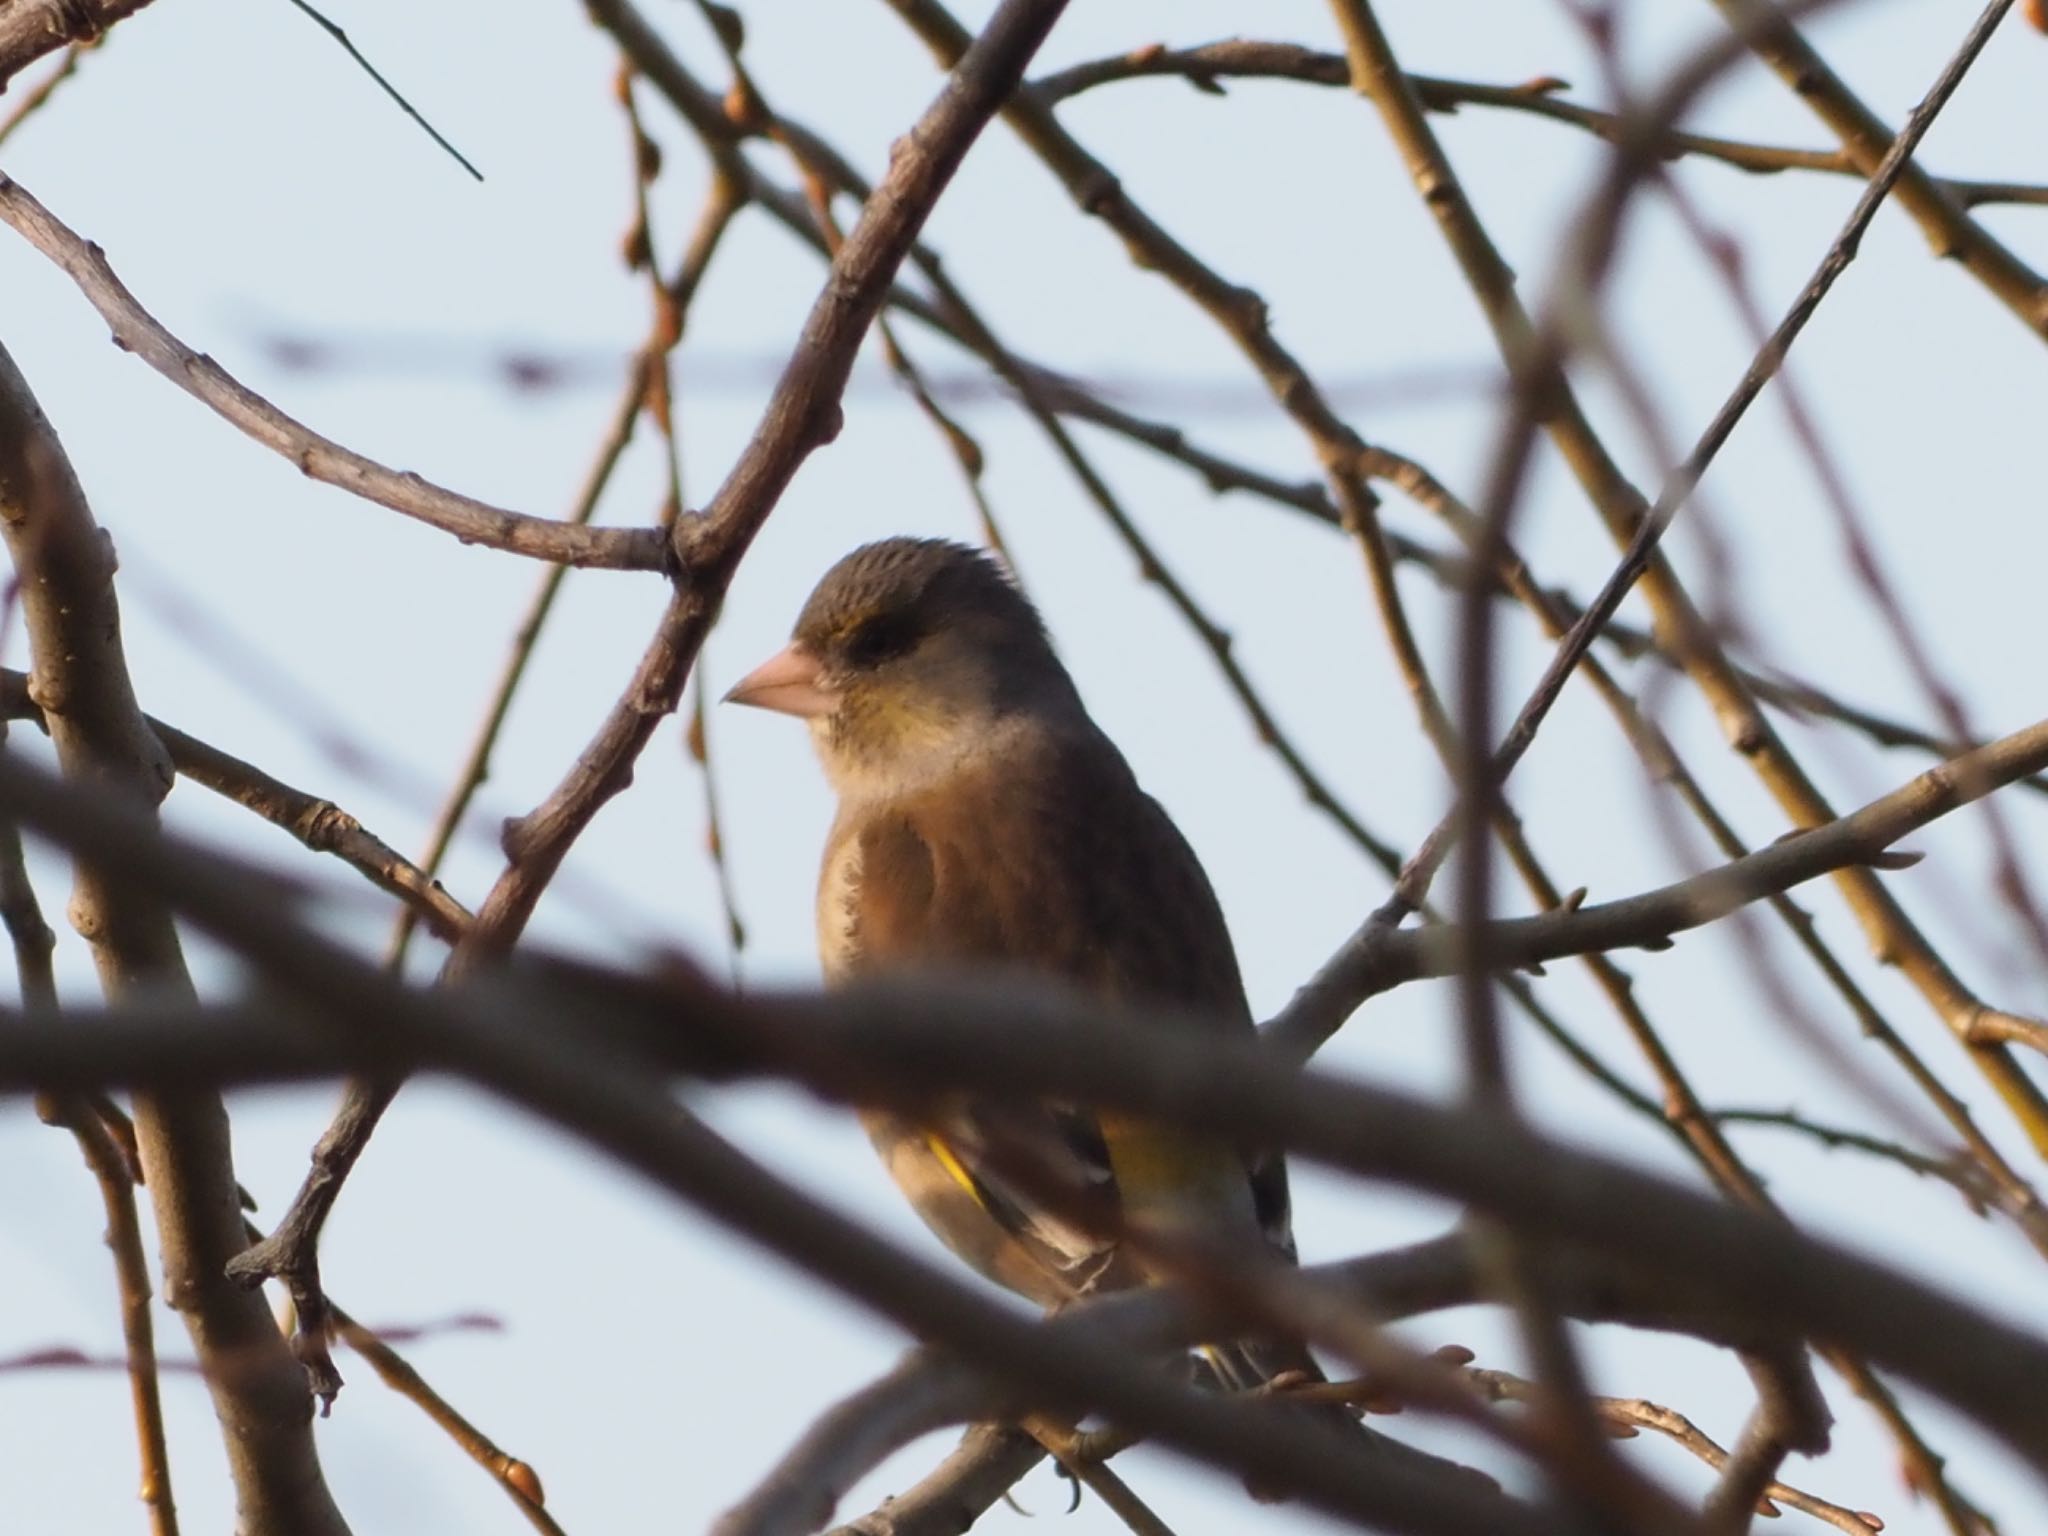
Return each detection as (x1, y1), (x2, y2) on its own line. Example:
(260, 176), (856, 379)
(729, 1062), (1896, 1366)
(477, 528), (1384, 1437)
(826, 723), (1296, 1279)
(829, 801), (1131, 1297)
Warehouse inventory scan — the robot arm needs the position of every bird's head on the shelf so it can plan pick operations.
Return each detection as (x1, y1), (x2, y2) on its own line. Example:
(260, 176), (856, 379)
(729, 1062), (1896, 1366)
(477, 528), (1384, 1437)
(725, 538), (1075, 796)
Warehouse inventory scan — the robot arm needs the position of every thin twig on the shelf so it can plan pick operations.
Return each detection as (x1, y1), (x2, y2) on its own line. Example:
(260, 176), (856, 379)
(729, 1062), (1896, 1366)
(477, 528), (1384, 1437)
(685, 680), (747, 967)
(1026, 1418), (1183, 1536)
(1707, 0), (2048, 336)
(281, 0), (482, 181)
(331, 1305), (565, 1535)
(1464, 1369), (1881, 1534)
(1028, 40), (2048, 210)
(0, 36), (99, 148)
(385, 154), (745, 973)
(2, 718), (179, 1536)
(0, 668), (471, 943)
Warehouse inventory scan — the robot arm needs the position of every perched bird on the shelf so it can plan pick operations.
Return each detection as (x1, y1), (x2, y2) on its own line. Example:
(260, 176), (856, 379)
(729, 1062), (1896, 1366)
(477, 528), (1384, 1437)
(725, 537), (1332, 1406)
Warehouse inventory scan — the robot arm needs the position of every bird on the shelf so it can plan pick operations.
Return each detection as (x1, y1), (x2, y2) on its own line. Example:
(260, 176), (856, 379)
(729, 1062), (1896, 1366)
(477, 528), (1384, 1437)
(724, 536), (1346, 1430)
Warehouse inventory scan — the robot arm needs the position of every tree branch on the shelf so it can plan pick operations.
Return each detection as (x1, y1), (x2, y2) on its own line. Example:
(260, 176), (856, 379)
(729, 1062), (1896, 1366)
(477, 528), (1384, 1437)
(0, 340), (347, 1532)
(1029, 40), (2048, 211)
(0, 175), (665, 570)
(0, 749), (2044, 1488)
(1707, 0), (2048, 336)
(0, 0), (143, 90)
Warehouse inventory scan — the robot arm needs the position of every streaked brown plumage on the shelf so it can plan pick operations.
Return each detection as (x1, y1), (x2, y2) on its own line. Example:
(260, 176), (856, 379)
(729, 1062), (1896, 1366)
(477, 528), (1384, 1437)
(728, 537), (1319, 1395)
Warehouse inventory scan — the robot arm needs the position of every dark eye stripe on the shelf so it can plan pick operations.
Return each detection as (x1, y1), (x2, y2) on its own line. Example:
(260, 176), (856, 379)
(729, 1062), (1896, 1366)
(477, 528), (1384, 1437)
(846, 613), (920, 666)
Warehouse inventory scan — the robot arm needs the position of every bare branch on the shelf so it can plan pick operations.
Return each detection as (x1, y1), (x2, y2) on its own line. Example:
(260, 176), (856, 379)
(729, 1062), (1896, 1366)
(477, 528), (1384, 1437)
(330, 1304), (564, 1535)
(1029, 40), (2048, 210)
(0, 0), (141, 89)
(0, 176), (664, 570)
(1707, 0), (2048, 336)
(0, 668), (472, 943)
(1463, 1369), (1880, 1534)
(1, 745), (2047, 1488)
(1268, 710), (2048, 1059)
(0, 341), (347, 1531)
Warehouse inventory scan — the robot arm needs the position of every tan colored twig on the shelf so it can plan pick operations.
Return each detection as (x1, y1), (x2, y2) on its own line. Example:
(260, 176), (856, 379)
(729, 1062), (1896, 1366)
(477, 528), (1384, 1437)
(776, 135), (1013, 559)
(330, 1305), (565, 1535)
(1025, 1418), (1182, 1536)
(615, 61), (686, 526)
(1707, 0), (2048, 336)
(1464, 1368), (1881, 1534)
(1965, 1009), (2048, 1057)
(1029, 40), (2048, 210)
(685, 679), (747, 965)
(46, 1103), (182, 1536)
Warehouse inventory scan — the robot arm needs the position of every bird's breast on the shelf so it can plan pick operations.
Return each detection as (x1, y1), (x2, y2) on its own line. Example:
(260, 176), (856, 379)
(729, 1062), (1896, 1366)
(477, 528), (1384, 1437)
(816, 826), (865, 983)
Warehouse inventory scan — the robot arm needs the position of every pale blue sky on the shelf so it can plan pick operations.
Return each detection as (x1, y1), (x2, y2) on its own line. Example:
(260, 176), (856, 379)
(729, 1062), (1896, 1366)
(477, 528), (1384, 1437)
(2, 2), (2045, 1533)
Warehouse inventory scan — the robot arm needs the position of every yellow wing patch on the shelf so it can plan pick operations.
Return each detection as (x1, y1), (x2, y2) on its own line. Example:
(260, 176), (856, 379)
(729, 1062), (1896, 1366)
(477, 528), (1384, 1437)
(924, 1133), (986, 1207)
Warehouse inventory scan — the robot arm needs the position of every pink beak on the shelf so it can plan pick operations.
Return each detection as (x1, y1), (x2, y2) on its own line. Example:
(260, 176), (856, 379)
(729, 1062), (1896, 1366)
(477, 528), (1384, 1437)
(723, 642), (838, 719)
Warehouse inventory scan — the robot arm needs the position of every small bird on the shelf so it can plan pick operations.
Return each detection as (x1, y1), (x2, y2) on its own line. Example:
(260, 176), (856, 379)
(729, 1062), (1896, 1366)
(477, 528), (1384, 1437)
(725, 537), (1336, 1413)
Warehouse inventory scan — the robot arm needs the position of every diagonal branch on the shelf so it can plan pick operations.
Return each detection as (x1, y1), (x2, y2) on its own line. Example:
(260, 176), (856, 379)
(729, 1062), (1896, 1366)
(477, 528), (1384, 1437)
(1276, 711), (2048, 1010)
(0, 176), (665, 570)
(1706, 0), (2048, 337)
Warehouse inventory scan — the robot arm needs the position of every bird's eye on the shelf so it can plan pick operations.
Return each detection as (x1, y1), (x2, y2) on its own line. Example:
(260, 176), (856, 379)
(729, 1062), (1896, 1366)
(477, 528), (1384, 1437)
(844, 613), (920, 667)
